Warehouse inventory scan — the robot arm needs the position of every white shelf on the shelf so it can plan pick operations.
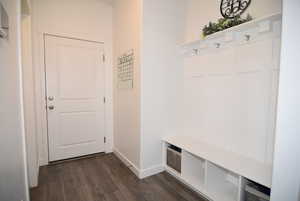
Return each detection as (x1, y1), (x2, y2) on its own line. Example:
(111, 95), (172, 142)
(180, 13), (281, 56)
(163, 135), (272, 188)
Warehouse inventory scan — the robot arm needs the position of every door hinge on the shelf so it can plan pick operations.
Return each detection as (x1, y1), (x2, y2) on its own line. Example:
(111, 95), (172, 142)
(104, 137), (106, 143)
(102, 54), (105, 62)
(103, 97), (106, 103)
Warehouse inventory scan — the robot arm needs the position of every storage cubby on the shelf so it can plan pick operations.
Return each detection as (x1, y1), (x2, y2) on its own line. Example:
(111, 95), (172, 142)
(244, 179), (271, 201)
(181, 151), (206, 190)
(206, 162), (240, 201)
(163, 136), (273, 201)
(166, 144), (182, 173)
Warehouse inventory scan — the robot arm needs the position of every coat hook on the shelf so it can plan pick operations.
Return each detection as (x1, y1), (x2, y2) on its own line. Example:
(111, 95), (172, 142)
(193, 49), (199, 55)
(245, 34), (251, 41)
(215, 43), (221, 48)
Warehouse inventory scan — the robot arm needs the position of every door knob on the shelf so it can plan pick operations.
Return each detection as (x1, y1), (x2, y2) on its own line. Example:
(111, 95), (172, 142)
(48, 105), (55, 110)
(48, 96), (54, 101)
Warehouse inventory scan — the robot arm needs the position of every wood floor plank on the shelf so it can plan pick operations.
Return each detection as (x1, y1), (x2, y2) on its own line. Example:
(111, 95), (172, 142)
(100, 164), (140, 201)
(59, 162), (87, 201)
(46, 165), (65, 201)
(30, 153), (207, 201)
(145, 176), (189, 201)
(153, 172), (209, 201)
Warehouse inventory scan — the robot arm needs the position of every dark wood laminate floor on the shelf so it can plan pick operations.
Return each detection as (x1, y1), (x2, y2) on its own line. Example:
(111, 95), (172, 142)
(30, 153), (208, 201)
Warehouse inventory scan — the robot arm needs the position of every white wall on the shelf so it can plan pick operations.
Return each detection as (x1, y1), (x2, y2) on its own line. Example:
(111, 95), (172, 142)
(185, 0), (282, 42)
(140, 0), (185, 174)
(113, 0), (142, 171)
(21, 14), (39, 187)
(271, 0), (300, 200)
(31, 0), (114, 165)
(113, 0), (186, 176)
(0, 0), (29, 200)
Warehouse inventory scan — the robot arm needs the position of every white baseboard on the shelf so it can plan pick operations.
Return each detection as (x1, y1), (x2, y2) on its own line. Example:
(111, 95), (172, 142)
(31, 170), (39, 188)
(113, 148), (140, 178)
(105, 149), (113, 154)
(139, 164), (165, 179)
(113, 148), (164, 179)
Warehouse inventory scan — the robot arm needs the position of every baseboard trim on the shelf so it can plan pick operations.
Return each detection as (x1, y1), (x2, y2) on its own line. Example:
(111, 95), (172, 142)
(113, 148), (164, 179)
(139, 164), (165, 179)
(113, 148), (140, 178)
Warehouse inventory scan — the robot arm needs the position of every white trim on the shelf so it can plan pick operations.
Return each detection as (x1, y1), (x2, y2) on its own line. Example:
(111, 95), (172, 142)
(139, 164), (165, 179)
(113, 148), (164, 179)
(44, 33), (104, 44)
(32, 31), (49, 166)
(21, 14), (40, 188)
(113, 148), (140, 178)
(31, 168), (39, 187)
(17, 1), (30, 199)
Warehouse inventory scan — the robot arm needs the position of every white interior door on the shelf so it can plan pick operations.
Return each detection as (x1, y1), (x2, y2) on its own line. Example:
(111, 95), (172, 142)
(45, 35), (105, 161)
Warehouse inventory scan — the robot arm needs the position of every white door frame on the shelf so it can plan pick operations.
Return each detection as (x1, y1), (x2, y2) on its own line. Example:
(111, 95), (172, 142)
(45, 34), (106, 161)
(34, 33), (112, 165)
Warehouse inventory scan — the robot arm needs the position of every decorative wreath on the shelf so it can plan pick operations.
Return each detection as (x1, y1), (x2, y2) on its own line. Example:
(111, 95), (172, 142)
(220, 0), (252, 19)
